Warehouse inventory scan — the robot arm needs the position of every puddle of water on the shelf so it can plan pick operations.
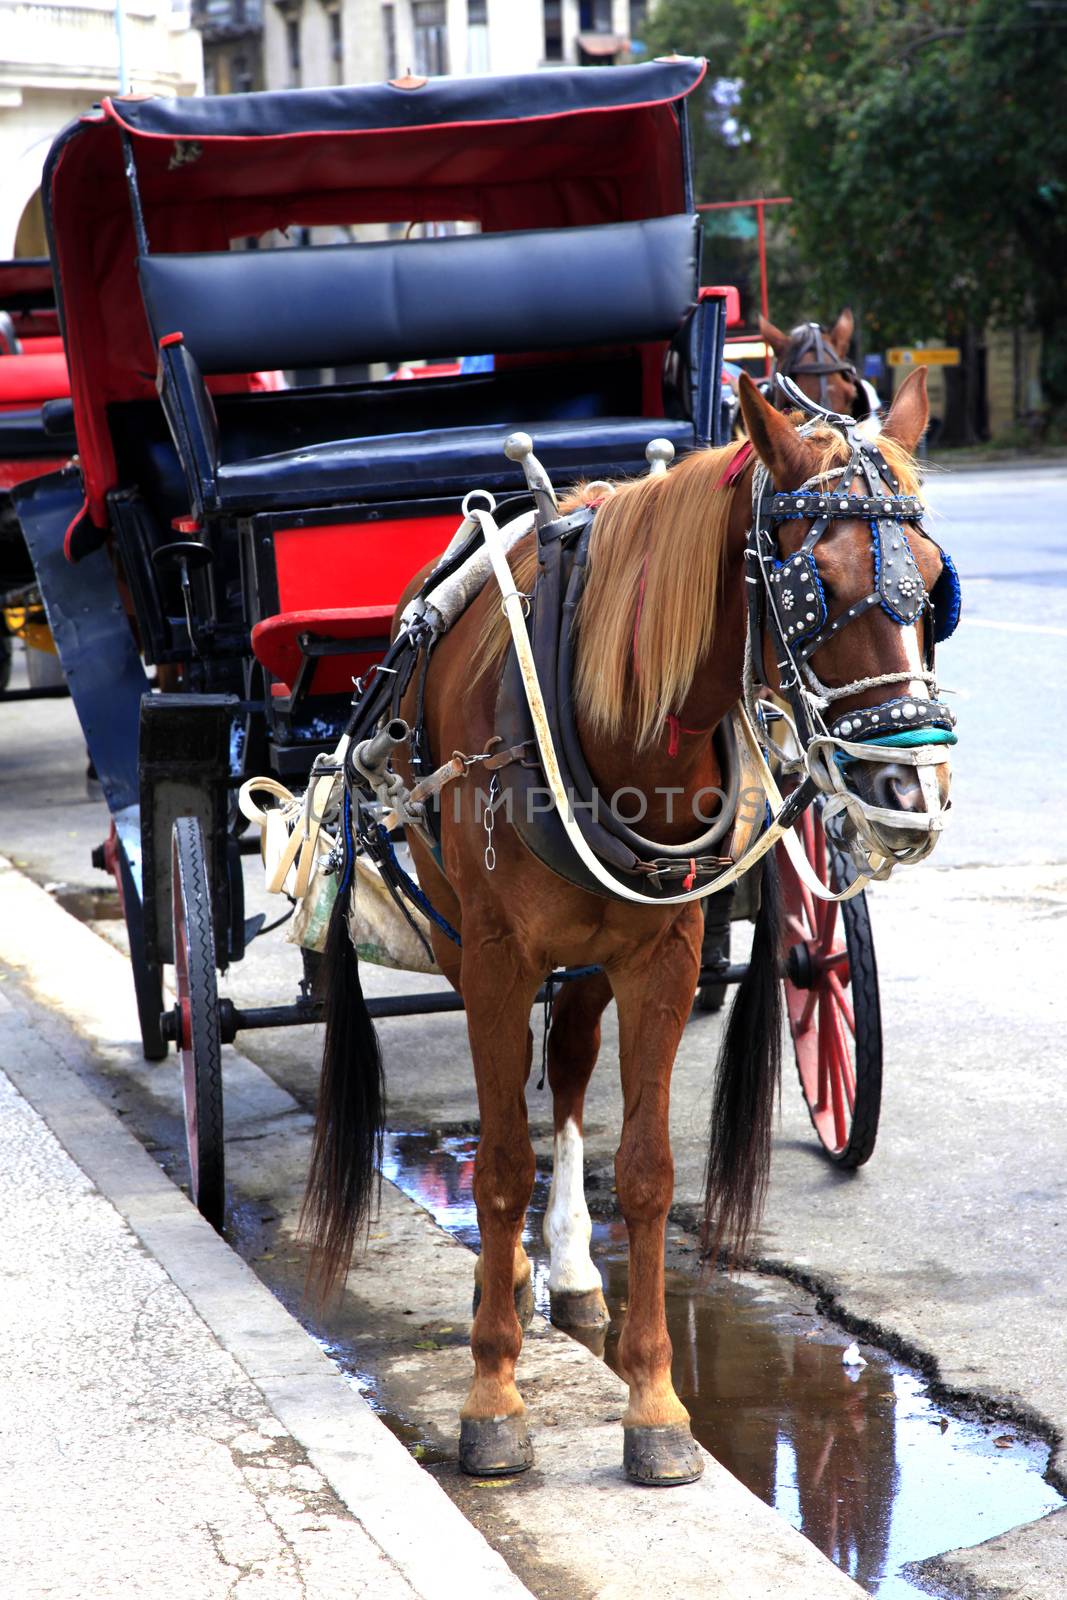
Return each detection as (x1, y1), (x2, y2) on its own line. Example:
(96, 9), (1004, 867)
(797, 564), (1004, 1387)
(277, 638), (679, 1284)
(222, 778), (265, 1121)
(44, 882), (123, 921)
(383, 1128), (1064, 1599)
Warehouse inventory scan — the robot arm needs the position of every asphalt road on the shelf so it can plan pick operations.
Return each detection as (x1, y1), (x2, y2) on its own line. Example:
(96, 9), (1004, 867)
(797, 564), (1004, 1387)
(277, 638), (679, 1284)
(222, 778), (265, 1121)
(2, 458), (1066, 1596)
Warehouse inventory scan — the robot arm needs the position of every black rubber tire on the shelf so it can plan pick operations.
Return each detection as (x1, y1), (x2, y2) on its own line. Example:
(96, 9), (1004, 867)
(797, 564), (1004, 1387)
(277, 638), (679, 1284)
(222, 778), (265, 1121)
(694, 980), (727, 1014)
(827, 840), (882, 1168)
(0, 629), (11, 694)
(172, 817), (225, 1229)
(694, 893), (731, 1014)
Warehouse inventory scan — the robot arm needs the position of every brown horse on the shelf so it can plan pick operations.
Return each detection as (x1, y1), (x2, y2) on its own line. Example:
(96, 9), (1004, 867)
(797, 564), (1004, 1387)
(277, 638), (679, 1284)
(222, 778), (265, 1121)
(760, 307), (860, 416)
(303, 368), (948, 1486)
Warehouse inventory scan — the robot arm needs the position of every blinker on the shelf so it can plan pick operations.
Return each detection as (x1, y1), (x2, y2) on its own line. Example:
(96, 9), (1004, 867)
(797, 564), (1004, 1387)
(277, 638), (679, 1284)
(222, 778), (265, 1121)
(769, 552), (827, 643)
(875, 521), (925, 626)
(930, 546), (961, 642)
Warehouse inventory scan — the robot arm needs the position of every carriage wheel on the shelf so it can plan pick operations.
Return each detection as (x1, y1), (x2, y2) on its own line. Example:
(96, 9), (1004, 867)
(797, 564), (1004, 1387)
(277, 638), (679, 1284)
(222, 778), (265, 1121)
(776, 807), (882, 1168)
(171, 817), (225, 1229)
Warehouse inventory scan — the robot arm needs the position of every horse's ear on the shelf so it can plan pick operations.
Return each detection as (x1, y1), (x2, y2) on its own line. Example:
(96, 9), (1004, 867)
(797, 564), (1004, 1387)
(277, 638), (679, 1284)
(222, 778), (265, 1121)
(737, 372), (814, 487)
(881, 366), (929, 454)
(758, 314), (790, 359)
(828, 307), (854, 357)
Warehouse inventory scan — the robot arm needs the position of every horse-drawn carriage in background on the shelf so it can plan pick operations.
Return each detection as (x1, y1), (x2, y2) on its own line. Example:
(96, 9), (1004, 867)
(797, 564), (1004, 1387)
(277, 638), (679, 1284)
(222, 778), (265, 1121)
(0, 259), (75, 693)
(16, 58), (886, 1238)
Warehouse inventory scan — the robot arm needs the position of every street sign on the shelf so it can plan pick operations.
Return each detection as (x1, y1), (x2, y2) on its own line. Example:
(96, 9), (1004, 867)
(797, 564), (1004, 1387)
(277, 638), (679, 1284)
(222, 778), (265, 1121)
(886, 347), (961, 368)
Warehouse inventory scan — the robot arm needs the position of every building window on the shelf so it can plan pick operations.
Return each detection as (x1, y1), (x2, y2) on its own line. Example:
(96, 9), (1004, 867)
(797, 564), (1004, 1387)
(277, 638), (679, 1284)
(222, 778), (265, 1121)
(580, 0), (613, 28)
(382, 4), (397, 79)
(413, 0), (448, 76)
(468, 0), (488, 71)
(231, 51), (254, 91)
(629, 0), (647, 36)
(544, 0), (562, 60)
(329, 7), (342, 68)
(285, 15), (301, 85)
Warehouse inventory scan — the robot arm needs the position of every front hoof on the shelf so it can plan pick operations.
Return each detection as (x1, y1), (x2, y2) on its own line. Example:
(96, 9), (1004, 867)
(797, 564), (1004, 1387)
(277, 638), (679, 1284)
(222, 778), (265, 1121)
(459, 1414), (534, 1478)
(623, 1424), (704, 1487)
(549, 1286), (610, 1330)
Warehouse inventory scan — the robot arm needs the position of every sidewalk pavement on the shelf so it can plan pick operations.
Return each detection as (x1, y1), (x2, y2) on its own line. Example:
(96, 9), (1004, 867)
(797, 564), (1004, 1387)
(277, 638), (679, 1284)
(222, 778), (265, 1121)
(0, 983), (530, 1600)
(0, 855), (871, 1600)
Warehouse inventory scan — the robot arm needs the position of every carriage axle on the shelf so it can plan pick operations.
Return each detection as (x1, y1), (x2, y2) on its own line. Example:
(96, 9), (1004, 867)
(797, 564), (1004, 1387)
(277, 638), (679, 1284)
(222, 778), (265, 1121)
(159, 962), (756, 1047)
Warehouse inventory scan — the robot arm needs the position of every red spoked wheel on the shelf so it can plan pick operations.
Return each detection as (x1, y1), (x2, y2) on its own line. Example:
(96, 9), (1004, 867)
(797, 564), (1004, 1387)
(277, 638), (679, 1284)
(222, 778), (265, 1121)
(171, 817), (225, 1229)
(776, 806), (882, 1168)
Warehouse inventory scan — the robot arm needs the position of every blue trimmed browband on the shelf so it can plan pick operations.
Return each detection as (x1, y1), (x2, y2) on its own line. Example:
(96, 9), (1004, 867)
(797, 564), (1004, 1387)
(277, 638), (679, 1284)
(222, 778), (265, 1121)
(770, 491), (923, 520)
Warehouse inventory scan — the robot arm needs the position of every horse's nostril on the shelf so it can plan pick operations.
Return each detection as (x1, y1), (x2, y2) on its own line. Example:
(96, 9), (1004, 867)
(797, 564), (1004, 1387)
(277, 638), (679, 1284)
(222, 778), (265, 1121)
(870, 764), (925, 814)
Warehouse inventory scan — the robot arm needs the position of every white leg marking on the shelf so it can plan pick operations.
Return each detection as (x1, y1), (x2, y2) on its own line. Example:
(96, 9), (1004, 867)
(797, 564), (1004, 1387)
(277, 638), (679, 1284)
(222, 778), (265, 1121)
(543, 1118), (602, 1294)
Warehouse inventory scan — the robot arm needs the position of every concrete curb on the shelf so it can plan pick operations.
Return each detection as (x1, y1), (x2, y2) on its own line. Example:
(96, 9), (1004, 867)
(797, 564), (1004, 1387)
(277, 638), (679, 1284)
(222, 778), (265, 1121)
(0, 853), (868, 1599)
(0, 858), (531, 1600)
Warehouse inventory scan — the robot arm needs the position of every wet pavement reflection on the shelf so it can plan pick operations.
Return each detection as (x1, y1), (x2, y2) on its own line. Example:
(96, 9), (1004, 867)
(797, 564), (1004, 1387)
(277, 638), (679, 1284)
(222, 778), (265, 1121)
(383, 1128), (1064, 1599)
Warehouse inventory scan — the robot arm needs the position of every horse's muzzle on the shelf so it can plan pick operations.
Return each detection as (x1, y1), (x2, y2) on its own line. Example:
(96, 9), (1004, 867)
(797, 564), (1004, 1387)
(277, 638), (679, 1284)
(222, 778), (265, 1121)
(844, 757), (952, 858)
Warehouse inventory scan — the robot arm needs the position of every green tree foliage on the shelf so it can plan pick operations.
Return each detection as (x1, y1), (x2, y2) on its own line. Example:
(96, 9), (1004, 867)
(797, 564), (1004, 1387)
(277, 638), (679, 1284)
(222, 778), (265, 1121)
(648, 0), (1067, 414)
(741, 0), (1067, 411)
(643, 0), (760, 202)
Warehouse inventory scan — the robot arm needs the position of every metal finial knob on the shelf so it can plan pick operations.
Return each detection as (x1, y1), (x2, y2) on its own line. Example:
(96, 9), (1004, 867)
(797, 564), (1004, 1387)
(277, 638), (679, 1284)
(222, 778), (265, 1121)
(504, 432), (534, 462)
(502, 430), (559, 522)
(646, 438), (675, 476)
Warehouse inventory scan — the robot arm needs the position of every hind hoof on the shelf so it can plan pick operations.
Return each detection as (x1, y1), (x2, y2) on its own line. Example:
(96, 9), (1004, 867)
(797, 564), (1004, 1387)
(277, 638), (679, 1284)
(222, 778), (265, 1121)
(549, 1286), (609, 1330)
(459, 1414), (533, 1477)
(473, 1278), (535, 1332)
(623, 1424), (704, 1487)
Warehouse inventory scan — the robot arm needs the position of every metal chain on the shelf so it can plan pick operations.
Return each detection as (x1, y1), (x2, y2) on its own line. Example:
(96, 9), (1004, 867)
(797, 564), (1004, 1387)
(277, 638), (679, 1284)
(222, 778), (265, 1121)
(483, 773), (499, 872)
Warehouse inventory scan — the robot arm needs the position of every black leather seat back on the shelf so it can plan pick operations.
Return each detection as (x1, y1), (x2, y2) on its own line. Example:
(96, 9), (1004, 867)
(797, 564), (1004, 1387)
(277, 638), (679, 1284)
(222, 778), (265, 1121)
(137, 214), (700, 375)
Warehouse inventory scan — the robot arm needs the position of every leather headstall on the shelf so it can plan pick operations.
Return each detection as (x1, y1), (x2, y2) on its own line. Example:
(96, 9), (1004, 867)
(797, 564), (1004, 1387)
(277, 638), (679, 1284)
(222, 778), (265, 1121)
(773, 322), (858, 410)
(747, 378), (961, 750)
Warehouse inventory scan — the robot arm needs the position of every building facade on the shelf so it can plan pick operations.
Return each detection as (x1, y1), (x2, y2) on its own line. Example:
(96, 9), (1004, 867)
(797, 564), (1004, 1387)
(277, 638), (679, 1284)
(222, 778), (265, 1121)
(263, 0), (649, 99)
(0, 0), (203, 256)
(192, 0), (264, 95)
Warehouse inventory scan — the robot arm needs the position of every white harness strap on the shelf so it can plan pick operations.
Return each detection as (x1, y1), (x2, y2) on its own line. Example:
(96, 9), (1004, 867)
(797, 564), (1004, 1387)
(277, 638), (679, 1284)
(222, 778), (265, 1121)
(472, 505), (870, 907)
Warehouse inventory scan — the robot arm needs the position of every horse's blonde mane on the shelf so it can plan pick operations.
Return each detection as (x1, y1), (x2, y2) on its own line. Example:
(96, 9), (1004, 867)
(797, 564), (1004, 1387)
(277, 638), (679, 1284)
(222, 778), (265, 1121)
(470, 421), (921, 751)
(571, 445), (738, 748)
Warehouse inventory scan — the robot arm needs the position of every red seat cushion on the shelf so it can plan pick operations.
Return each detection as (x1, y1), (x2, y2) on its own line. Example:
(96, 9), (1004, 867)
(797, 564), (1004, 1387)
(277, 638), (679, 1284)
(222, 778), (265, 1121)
(251, 606), (395, 692)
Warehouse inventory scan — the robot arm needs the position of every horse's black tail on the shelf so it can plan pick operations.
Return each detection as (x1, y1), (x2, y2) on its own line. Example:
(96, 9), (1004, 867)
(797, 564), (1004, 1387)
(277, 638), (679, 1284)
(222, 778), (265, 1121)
(702, 853), (782, 1264)
(300, 883), (385, 1301)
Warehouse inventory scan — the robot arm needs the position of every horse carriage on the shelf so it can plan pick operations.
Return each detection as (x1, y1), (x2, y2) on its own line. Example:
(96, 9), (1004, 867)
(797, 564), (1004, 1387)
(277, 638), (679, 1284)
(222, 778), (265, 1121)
(15, 57), (961, 1485)
(0, 259), (75, 693)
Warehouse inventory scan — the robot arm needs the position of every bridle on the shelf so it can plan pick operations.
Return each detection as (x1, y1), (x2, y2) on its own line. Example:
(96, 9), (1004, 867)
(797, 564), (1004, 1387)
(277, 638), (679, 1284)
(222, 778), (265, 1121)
(745, 376), (961, 876)
(773, 321), (858, 411)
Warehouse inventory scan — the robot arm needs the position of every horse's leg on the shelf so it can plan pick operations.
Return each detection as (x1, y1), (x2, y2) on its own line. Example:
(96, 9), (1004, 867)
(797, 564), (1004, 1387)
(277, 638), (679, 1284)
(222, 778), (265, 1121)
(543, 972), (612, 1330)
(407, 846), (537, 1333)
(459, 933), (539, 1477)
(609, 915), (705, 1486)
(474, 1026), (535, 1331)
